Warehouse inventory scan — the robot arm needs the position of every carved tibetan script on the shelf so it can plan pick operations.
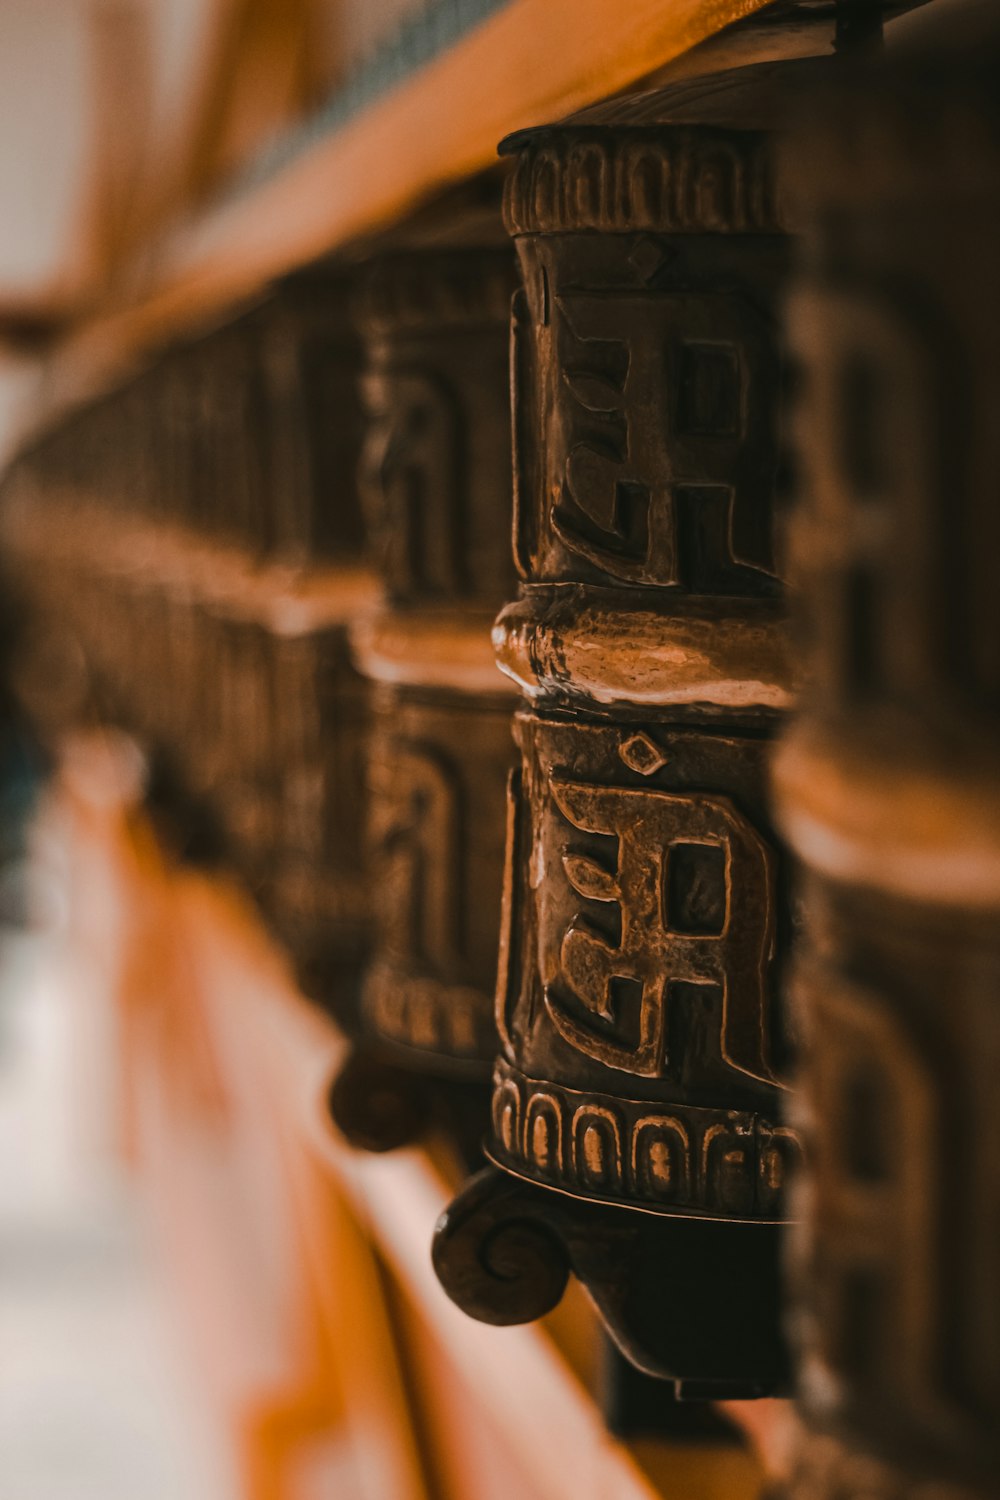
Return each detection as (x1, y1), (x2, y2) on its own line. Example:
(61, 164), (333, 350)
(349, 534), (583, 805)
(371, 738), (462, 973)
(547, 290), (780, 592)
(360, 368), (462, 599)
(544, 781), (778, 1083)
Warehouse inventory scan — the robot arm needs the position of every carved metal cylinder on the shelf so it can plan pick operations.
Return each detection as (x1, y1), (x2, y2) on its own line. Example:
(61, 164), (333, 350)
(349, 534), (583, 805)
(329, 248), (520, 1151)
(775, 28), (1000, 1500)
(433, 75), (804, 1396)
(495, 709), (796, 1219)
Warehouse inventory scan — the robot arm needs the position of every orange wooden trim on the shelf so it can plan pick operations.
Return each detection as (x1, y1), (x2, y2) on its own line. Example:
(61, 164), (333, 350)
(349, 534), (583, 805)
(21, 0), (773, 441)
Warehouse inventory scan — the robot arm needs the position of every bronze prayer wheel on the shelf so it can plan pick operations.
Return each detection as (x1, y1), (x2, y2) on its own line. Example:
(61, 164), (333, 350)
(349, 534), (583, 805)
(433, 70), (807, 1397)
(329, 245), (521, 1157)
(774, 18), (1000, 1499)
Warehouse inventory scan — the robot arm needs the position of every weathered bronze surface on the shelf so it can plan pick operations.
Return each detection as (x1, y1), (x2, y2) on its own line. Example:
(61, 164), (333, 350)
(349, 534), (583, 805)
(773, 19), (1000, 1498)
(364, 687), (513, 1066)
(491, 710), (796, 1216)
(328, 247), (521, 1155)
(356, 250), (517, 607)
(433, 69), (805, 1395)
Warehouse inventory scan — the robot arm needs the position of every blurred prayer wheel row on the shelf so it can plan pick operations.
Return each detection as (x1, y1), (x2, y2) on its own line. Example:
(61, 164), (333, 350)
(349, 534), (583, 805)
(0, 278), (374, 1009)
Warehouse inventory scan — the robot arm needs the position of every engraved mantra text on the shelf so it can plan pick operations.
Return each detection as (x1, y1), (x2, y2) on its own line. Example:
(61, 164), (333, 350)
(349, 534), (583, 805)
(545, 782), (777, 1082)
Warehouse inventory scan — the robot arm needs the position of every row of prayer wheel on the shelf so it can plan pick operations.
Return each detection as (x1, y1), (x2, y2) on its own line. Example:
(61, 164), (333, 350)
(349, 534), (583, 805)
(3, 10), (998, 1493)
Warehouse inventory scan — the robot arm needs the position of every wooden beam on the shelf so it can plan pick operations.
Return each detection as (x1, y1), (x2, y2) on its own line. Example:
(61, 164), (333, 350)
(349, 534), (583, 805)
(19, 0), (773, 443)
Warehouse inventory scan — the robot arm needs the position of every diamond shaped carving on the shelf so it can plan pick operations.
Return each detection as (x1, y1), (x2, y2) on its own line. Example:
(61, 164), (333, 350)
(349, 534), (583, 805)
(618, 732), (668, 776)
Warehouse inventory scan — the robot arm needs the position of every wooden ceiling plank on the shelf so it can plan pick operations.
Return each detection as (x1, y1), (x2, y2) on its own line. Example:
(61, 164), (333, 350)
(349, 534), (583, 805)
(14, 0), (775, 449)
